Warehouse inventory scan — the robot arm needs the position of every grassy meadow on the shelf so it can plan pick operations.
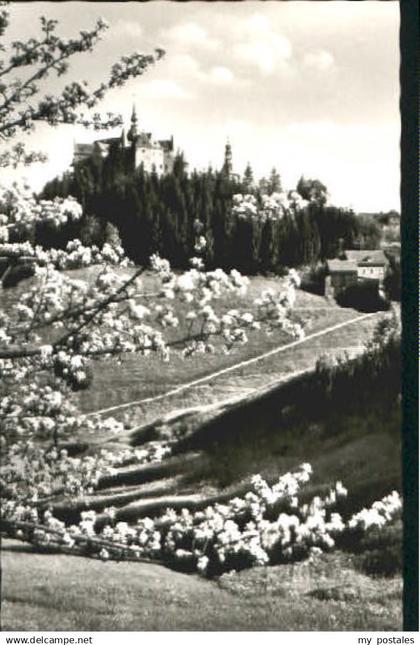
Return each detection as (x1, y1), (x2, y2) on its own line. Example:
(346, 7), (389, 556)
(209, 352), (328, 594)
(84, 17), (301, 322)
(72, 268), (381, 421)
(1, 265), (380, 425)
(1, 266), (402, 631)
(1, 541), (402, 631)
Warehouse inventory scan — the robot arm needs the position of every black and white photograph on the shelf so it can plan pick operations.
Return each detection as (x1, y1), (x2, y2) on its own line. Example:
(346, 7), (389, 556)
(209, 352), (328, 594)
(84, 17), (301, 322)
(0, 0), (414, 635)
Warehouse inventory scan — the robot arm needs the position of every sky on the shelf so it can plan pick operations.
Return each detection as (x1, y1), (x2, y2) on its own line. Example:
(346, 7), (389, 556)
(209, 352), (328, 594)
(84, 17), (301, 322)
(1, 1), (400, 212)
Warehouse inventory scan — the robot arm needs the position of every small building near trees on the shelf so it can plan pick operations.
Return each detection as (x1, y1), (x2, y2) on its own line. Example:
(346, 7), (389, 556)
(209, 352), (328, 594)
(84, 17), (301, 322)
(325, 249), (389, 298)
(325, 260), (358, 297)
(344, 249), (388, 282)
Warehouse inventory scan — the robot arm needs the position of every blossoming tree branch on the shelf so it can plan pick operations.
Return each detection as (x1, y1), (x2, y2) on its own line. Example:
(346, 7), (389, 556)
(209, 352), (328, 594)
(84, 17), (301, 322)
(0, 2), (164, 165)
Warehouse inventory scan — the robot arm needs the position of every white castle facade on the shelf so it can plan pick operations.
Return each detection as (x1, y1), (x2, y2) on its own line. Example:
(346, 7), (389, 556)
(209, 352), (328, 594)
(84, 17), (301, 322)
(73, 106), (175, 175)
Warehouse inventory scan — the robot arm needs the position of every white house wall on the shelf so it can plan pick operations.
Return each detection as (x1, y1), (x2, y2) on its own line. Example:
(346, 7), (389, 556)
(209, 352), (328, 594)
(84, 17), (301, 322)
(357, 266), (385, 280)
(134, 147), (166, 175)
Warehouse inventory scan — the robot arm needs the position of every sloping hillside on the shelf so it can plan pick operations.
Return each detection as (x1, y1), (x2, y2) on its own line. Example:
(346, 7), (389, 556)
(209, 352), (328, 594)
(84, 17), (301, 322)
(1, 270), (402, 631)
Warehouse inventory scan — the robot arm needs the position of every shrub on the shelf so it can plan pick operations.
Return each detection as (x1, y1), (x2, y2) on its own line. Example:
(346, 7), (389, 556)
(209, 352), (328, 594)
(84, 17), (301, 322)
(1, 462), (402, 578)
(103, 222), (122, 248)
(304, 315), (401, 417)
(79, 214), (107, 248)
(336, 281), (390, 312)
(351, 521), (402, 577)
(1, 262), (35, 288)
(300, 264), (327, 296)
(383, 255), (401, 302)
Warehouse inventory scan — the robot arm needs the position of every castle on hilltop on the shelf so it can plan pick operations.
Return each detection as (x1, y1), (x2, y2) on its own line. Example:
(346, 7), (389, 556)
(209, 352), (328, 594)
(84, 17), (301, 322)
(73, 105), (175, 175)
(74, 112), (241, 180)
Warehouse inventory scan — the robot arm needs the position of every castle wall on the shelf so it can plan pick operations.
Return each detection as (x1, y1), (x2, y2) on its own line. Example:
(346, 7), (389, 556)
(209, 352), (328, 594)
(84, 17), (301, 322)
(163, 151), (175, 174)
(74, 125), (174, 176)
(134, 146), (166, 175)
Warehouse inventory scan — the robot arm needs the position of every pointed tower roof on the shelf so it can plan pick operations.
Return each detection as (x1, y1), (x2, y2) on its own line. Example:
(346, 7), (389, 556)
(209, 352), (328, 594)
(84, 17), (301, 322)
(222, 138), (233, 176)
(127, 104), (139, 144)
(131, 104), (138, 123)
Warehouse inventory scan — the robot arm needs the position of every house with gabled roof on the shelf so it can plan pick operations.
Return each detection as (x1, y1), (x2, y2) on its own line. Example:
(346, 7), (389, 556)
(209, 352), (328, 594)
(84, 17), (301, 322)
(344, 249), (388, 282)
(325, 249), (389, 298)
(325, 259), (358, 296)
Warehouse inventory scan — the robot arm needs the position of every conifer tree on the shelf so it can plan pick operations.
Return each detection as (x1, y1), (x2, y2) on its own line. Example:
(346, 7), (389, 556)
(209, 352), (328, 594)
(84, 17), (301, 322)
(243, 162), (255, 193)
(258, 176), (269, 195)
(267, 167), (282, 195)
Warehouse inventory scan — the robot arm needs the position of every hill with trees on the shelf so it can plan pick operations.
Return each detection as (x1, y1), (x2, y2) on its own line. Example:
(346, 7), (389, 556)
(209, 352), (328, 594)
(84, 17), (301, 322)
(40, 155), (375, 274)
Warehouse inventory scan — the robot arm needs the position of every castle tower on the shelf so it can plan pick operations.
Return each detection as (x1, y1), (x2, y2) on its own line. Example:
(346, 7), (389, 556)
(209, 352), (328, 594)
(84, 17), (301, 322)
(222, 139), (233, 177)
(127, 104), (139, 144)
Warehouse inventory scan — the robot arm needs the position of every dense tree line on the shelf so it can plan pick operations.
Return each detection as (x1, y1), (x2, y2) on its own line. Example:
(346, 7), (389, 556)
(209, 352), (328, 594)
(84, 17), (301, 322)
(40, 148), (377, 274)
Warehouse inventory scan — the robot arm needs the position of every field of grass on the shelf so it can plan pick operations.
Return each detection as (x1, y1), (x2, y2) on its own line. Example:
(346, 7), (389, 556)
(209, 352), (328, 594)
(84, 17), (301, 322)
(1, 266), (380, 426)
(65, 268), (382, 423)
(1, 540), (402, 631)
(79, 309), (378, 419)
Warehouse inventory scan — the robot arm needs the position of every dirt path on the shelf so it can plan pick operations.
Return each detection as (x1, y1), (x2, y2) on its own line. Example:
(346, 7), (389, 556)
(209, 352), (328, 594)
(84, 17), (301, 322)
(85, 311), (381, 426)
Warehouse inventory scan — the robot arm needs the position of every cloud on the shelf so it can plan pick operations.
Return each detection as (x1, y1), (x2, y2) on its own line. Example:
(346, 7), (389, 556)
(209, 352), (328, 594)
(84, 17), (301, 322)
(163, 55), (240, 88)
(225, 119), (253, 134)
(138, 79), (193, 100)
(233, 39), (291, 75)
(302, 49), (335, 72)
(245, 14), (272, 33)
(231, 13), (292, 75)
(208, 66), (234, 85)
(165, 53), (202, 79)
(162, 22), (219, 51)
(110, 19), (144, 40)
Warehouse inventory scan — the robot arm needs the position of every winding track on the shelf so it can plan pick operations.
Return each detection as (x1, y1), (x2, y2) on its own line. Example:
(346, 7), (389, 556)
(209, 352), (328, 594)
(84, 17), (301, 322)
(84, 311), (380, 419)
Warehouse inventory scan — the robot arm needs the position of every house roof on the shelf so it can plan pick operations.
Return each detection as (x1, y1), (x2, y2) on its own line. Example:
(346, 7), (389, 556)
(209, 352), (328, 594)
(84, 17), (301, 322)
(95, 136), (121, 145)
(327, 259), (358, 273)
(344, 249), (388, 266)
(74, 143), (94, 153)
(159, 138), (174, 152)
(95, 142), (110, 153)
